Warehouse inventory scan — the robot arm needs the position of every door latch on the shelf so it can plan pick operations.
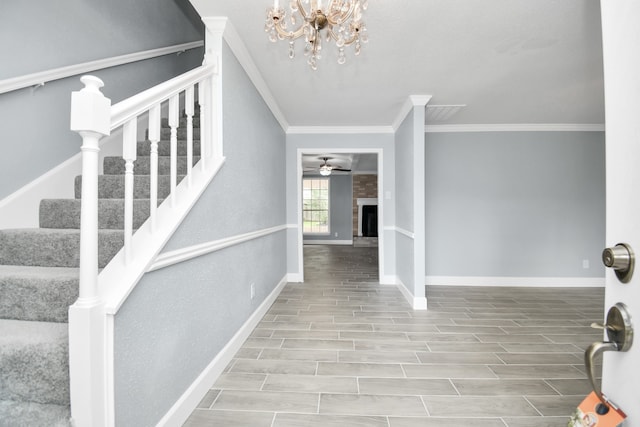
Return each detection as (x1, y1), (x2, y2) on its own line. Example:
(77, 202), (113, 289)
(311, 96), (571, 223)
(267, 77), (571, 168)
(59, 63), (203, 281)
(585, 302), (634, 407)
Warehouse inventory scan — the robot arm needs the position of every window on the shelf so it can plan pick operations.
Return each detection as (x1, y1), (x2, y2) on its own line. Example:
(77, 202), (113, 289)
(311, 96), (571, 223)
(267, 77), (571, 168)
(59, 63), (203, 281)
(303, 178), (329, 234)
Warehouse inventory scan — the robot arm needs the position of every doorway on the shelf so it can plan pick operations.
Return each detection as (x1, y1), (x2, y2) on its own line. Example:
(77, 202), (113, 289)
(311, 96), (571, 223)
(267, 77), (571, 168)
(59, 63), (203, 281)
(297, 148), (384, 282)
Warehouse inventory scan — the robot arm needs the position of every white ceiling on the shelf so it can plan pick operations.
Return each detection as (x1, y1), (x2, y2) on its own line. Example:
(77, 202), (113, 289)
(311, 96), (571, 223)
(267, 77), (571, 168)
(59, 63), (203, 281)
(190, 0), (605, 128)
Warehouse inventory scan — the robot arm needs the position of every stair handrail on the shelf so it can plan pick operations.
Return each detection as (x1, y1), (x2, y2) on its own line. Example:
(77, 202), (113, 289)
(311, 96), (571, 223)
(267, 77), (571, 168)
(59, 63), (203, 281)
(68, 55), (222, 426)
(111, 64), (214, 129)
(0, 41), (203, 95)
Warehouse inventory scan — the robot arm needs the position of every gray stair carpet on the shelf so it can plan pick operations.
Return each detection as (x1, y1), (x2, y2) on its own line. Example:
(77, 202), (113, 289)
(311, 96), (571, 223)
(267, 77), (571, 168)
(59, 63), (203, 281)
(0, 115), (201, 424)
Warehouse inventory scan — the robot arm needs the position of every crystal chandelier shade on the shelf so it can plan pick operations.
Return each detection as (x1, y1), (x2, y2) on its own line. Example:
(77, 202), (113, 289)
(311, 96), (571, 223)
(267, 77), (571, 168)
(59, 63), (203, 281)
(265, 0), (369, 70)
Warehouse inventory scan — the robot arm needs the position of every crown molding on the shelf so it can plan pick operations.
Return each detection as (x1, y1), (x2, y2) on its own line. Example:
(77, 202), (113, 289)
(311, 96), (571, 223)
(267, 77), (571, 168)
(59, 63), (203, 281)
(425, 123), (605, 133)
(391, 95), (433, 131)
(287, 126), (394, 135)
(219, 20), (289, 131)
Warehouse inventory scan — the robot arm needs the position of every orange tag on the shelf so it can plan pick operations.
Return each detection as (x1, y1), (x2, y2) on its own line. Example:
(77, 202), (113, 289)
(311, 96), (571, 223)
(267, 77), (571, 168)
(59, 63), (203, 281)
(569, 392), (626, 427)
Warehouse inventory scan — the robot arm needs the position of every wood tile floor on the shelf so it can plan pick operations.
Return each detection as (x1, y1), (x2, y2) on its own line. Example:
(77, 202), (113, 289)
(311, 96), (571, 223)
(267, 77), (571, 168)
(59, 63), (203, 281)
(184, 245), (604, 426)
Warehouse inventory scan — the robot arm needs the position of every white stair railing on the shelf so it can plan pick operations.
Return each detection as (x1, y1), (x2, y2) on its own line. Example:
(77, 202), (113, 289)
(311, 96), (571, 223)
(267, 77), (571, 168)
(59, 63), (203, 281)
(68, 58), (221, 426)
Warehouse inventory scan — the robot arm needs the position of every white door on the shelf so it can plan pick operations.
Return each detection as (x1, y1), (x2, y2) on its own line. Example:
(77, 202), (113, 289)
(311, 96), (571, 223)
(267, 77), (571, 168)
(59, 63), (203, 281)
(600, 0), (640, 423)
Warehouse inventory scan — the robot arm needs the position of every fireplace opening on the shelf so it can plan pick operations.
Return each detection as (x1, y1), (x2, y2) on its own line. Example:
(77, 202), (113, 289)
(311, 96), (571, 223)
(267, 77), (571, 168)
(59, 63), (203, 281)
(361, 205), (378, 237)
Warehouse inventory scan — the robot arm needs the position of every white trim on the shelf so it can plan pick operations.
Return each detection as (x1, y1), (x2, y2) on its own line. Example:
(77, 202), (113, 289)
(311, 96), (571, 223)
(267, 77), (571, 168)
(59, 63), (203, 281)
(0, 41), (204, 95)
(425, 276), (606, 287)
(148, 225), (287, 272)
(218, 20), (289, 131)
(396, 277), (427, 310)
(425, 123), (606, 133)
(0, 125), (124, 229)
(100, 158), (226, 314)
(105, 315), (115, 427)
(380, 275), (399, 286)
(287, 273), (304, 283)
(394, 226), (415, 240)
(391, 98), (416, 131)
(303, 239), (353, 245)
(156, 274), (288, 427)
(390, 95), (433, 131)
(296, 148), (386, 281)
(287, 126), (394, 135)
(357, 198), (378, 237)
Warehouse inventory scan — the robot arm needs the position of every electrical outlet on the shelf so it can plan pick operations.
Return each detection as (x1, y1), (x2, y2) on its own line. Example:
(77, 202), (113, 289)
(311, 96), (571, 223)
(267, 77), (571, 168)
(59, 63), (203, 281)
(334, 232), (338, 237)
(583, 259), (590, 269)
(250, 283), (255, 299)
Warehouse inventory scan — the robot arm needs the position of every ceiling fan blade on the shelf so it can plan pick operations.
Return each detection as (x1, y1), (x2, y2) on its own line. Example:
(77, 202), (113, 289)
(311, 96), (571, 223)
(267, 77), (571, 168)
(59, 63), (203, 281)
(332, 168), (351, 172)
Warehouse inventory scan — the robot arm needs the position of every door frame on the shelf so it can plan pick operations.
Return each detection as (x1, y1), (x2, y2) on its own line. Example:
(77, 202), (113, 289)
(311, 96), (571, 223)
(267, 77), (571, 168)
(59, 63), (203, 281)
(296, 148), (385, 281)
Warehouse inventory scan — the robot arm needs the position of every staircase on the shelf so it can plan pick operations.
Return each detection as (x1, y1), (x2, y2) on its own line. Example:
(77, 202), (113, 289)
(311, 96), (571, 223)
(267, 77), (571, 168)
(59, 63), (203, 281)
(0, 115), (200, 426)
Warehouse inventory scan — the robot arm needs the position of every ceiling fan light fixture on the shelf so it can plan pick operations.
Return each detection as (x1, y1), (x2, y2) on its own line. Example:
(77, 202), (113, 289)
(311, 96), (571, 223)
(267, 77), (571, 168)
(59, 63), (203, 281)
(265, 0), (369, 70)
(319, 164), (332, 176)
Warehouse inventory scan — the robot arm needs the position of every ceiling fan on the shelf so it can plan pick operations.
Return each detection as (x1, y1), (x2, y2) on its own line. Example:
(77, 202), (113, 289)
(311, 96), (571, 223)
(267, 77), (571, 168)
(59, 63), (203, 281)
(308, 157), (352, 176)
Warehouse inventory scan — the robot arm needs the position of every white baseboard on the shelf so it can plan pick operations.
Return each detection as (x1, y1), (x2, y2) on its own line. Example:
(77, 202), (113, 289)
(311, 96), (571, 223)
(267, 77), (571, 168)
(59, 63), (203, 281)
(303, 239), (353, 245)
(155, 274), (288, 427)
(287, 273), (303, 283)
(425, 276), (605, 287)
(395, 277), (427, 310)
(379, 275), (398, 285)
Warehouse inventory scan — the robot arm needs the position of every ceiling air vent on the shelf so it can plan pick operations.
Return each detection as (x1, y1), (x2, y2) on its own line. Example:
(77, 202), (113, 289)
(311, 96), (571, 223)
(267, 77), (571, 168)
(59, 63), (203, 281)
(426, 104), (466, 122)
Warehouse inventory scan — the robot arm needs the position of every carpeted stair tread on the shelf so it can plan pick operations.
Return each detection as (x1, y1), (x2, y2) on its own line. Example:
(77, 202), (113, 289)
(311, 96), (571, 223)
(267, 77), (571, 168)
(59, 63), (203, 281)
(0, 400), (70, 427)
(160, 116), (200, 128)
(0, 266), (78, 323)
(102, 155), (200, 175)
(40, 199), (155, 230)
(75, 174), (185, 199)
(0, 229), (123, 268)
(160, 127), (200, 140)
(0, 319), (69, 406)
(136, 139), (201, 156)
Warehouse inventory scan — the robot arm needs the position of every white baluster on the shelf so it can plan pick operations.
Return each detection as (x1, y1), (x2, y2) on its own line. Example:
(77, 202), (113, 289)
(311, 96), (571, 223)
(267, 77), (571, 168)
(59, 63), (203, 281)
(185, 86), (194, 185)
(148, 105), (160, 230)
(69, 74), (111, 427)
(198, 80), (207, 171)
(122, 119), (136, 263)
(169, 95), (179, 206)
(210, 72), (222, 161)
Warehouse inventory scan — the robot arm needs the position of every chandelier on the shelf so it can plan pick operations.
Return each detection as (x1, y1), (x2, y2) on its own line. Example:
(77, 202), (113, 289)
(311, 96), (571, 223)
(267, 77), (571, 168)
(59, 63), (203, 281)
(265, 0), (369, 70)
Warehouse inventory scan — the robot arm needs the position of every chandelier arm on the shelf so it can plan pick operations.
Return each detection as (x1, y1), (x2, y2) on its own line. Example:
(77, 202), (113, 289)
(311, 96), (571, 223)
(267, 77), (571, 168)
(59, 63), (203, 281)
(296, 0), (309, 20)
(326, 1), (357, 26)
(326, 26), (358, 46)
(273, 21), (306, 40)
(326, 26), (339, 42)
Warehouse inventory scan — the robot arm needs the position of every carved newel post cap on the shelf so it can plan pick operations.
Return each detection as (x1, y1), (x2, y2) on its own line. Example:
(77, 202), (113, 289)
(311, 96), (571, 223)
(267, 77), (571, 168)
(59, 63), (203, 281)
(70, 75), (111, 136)
(79, 75), (105, 94)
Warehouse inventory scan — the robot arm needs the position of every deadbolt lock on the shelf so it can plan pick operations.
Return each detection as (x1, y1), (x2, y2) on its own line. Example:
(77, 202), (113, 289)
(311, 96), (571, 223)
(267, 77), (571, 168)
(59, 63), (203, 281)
(602, 243), (634, 283)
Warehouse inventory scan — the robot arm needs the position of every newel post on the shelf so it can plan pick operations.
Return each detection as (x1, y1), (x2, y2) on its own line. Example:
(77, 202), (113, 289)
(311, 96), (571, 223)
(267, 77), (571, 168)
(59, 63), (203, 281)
(202, 17), (226, 163)
(68, 75), (111, 427)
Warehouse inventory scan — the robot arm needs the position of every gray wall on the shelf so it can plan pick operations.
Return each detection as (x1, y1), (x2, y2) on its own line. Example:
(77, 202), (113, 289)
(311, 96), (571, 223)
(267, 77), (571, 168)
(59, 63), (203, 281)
(395, 112), (415, 290)
(113, 42), (287, 427)
(425, 131), (606, 278)
(0, 0), (204, 199)
(304, 174), (353, 242)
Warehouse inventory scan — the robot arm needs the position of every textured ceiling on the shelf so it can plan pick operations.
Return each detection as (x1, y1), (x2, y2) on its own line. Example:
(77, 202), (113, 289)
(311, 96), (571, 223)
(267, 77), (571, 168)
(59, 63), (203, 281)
(189, 0), (605, 128)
